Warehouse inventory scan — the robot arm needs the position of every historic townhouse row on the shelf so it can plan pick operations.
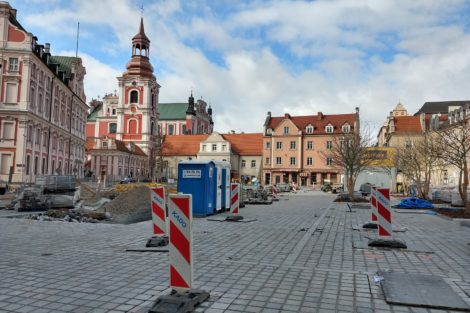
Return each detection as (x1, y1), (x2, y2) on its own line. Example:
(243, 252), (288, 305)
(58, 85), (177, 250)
(0, 2), (87, 183)
(262, 109), (359, 187)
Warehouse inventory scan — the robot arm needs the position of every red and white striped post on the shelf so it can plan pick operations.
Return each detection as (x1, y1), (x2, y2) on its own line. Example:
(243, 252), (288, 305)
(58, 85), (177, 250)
(376, 188), (392, 237)
(230, 183), (240, 215)
(168, 194), (193, 293)
(371, 186), (378, 223)
(150, 186), (166, 236)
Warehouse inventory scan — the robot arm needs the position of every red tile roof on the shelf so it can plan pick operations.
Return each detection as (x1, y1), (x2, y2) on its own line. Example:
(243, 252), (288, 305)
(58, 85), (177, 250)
(162, 135), (208, 156)
(267, 113), (357, 134)
(222, 133), (263, 155)
(393, 116), (422, 133)
(162, 133), (263, 156)
(85, 138), (95, 151)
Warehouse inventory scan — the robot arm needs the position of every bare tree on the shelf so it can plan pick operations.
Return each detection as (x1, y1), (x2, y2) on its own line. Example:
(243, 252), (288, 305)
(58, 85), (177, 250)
(395, 133), (443, 199)
(435, 119), (470, 213)
(322, 128), (375, 201)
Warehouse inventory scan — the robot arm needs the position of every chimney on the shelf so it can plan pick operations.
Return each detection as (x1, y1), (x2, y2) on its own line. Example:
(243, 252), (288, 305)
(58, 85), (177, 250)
(284, 113), (291, 119)
(44, 43), (50, 54)
(317, 112), (323, 120)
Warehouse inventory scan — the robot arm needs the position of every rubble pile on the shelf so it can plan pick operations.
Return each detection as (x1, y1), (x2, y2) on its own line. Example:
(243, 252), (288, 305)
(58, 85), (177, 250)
(98, 186), (151, 224)
(25, 209), (109, 223)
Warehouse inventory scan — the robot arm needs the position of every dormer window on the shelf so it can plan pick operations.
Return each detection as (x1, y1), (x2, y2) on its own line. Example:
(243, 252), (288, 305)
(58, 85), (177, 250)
(342, 124), (350, 133)
(266, 128), (273, 135)
(325, 125), (334, 133)
(306, 125), (314, 134)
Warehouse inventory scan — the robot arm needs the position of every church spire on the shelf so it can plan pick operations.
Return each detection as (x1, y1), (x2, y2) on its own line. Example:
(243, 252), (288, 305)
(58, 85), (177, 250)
(123, 18), (154, 78)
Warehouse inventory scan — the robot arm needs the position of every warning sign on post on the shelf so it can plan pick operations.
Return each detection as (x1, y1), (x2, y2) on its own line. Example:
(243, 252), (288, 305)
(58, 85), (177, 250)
(182, 170), (201, 178)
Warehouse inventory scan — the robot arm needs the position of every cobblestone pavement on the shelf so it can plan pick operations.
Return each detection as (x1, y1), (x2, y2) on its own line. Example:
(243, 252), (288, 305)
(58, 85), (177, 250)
(1, 191), (470, 312)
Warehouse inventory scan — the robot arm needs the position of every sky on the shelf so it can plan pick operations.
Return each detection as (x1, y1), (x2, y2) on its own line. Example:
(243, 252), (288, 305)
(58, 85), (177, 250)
(9, 0), (470, 135)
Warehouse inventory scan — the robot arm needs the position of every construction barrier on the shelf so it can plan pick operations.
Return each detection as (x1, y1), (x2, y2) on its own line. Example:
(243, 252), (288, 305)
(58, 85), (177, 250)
(230, 183), (240, 215)
(150, 187), (166, 236)
(272, 184), (278, 199)
(376, 188), (391, 237)
(371, 186), (378, 223)
(168, 194), (193, 293)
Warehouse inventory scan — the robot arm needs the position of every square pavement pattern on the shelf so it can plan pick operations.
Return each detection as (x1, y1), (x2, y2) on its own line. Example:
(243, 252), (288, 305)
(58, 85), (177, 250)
(1, 191), (470, 312)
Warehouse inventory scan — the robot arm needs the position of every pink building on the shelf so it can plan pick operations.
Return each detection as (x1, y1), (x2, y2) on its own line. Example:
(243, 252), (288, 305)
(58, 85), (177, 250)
(0, 2), (88, 183)
(262, 109), (359, 187)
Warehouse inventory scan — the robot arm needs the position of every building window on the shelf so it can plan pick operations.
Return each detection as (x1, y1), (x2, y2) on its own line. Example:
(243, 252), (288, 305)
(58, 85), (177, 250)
(109, 123), (117, 134)
(290, 157), (296, 165)
(130, 90), (138, 103)
(34, 157), (38, 175)
(276, 141), (282, 149)
(5, 83), (17, 103)
(42, 158), (46, 174)
(202, 144), (206, 152)
(168, 124), (174, 135)
(27, 125), (33, 143)
(306, 126), (313, 134)
(251, 160), (256, 168)
(284, 126), (289, 134)
(1, 122), (14, 140)
(112, 108), (116, 115)
(326, 157), (333, 166)
(307, 141), (313, 150)
(222, 144), (227, 151)
(241, 160), (246, 168)
(102, 141), (108, 148)
(8, 58), (18, 71)
(0, 154), (12, 174)
(265, 157), (270, 165)
(35, 130), (41, 144)
(212, 144), (217, 151)
(26, 155), (31, 175)
(290, 141), (296, 149)
(182, 125), (186, 134)
(326, 125), (334, 133)
(266, 142), (271, 149)
(276, 157), (282, 165)
(326, 141), (332, 149)
(342, 125), (350, 133)
(307, 157), (313, 165)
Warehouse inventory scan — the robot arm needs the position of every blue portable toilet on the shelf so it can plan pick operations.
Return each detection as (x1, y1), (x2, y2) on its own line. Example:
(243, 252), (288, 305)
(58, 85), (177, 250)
(177, 160), (217, 217)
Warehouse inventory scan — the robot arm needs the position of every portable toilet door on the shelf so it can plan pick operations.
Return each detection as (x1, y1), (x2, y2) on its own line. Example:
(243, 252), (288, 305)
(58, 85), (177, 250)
(223, 164), (231, 210)
(221, 168), (227, 210)
(215, 163), (222, 212)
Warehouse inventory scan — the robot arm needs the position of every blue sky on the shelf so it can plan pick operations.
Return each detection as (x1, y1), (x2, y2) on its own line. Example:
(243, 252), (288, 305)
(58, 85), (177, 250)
(9, 0), (470, 134)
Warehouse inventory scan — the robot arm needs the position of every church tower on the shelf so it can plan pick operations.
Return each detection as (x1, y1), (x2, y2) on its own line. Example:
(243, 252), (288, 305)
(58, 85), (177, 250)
(116, 18), (160, 155)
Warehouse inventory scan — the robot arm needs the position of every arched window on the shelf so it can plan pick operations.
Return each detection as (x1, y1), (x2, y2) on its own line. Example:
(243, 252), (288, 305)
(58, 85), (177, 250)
(128, 119), (138, 134)
(130, 90), (138, 103)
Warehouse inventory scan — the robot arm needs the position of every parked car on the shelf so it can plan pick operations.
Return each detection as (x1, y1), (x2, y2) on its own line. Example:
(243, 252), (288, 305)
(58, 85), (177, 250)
(120, 176), (136, 184)
(321, 183), (343, 193)
(276, 183), (291, 192)
(359, 183), (372, 196)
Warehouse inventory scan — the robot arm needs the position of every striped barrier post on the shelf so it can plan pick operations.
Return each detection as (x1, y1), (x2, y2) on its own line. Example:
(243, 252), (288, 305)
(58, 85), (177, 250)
(151, 186), (166, 236)
(272, 184), (279, 200)
(226, 183), (244, 221)
(368, 187), (407, 248)
(148, 193), (209, 312)
(376, 188), (391, 237)
(371, 186), (378, 223)
(146, 187), (169, 248)
(169, 194), (193, 293)
(230, 183), (240, 215)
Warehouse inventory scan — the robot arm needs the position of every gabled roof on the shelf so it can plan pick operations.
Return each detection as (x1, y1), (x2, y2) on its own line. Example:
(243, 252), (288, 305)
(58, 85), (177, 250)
(267, 113), (357, 134)
(162, 135), (208, 156)
(415, 101), (470, 115)
(159, 103), (188, 120)
(222, 133), (263, 155)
